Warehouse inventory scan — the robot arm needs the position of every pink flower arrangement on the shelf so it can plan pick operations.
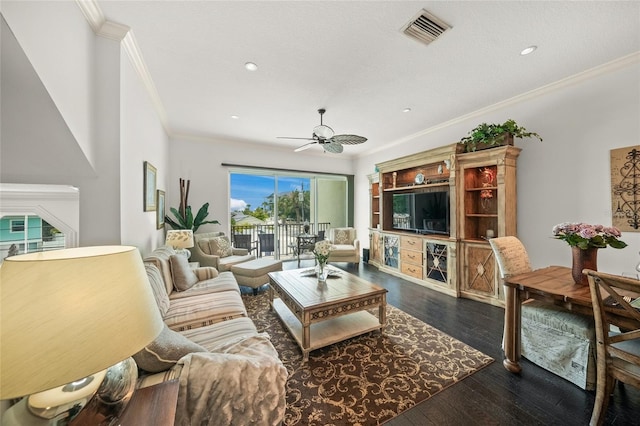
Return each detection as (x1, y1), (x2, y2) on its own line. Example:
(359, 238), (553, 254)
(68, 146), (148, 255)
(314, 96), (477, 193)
(552, 222), (627, 250)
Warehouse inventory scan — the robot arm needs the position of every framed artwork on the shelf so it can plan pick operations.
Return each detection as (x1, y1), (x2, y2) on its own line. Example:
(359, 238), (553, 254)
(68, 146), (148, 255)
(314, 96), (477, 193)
(143, 161), (157, 212)
(611, 145), (640, 231)
(156, 189), (165, 229)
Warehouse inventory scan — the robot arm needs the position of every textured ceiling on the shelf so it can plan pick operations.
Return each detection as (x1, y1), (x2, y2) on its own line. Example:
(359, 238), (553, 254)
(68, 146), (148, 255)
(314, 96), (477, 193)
(97, 1), (640, 157)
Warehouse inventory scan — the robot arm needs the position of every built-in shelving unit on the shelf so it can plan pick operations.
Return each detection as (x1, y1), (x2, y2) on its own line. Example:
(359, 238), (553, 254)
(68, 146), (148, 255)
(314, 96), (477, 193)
(367, 142), (520, 305)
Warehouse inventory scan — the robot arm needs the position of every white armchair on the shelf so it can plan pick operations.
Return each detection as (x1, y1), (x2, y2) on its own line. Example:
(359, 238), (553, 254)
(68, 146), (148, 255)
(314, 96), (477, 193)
(326, 227), (360, 266)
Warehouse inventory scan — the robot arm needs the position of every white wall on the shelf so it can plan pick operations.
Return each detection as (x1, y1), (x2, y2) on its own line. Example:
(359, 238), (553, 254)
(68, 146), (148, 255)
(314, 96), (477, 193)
(167, 137), (355, 235)
(0, 1), (96, 168)
(355, 57), (640, 276)
(120, 48), (170, 253)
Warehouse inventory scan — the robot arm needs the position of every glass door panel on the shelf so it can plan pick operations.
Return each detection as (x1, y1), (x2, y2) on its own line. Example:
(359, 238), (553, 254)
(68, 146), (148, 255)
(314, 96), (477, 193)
(230, 170), (348, 262)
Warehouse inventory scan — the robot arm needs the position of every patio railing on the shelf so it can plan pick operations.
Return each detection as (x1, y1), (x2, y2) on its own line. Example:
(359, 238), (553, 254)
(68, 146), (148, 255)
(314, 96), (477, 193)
(231, 222), (331, 260)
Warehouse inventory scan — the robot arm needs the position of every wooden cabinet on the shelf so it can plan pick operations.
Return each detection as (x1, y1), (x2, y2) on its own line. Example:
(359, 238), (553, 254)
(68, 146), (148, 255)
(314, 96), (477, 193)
(400, 235), (423, 279)
(456, 145), (520, 306)
(369, 229), (383, 267)
(461, 242), (499, 303)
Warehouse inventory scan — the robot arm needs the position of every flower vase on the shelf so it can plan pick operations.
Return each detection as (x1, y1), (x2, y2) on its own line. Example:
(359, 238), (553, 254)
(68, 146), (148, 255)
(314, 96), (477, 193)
(317, 261), (328, 282)
(571, 246), (598, 285)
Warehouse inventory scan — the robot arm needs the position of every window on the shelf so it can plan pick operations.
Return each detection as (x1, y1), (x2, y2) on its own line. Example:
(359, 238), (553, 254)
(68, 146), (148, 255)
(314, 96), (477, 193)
(10, 219), (24, 232)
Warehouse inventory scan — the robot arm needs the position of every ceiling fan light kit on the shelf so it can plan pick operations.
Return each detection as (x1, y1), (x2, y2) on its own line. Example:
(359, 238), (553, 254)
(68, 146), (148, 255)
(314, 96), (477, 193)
(279, 108), (367, 154)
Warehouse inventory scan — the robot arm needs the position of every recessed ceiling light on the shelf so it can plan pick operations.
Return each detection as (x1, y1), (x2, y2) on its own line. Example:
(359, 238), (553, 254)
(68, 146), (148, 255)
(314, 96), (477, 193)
(403, 108), (412, 113)
(244, 62), (258, 71)
(231, 115), (239, 119)
(520, 45), (537, 56)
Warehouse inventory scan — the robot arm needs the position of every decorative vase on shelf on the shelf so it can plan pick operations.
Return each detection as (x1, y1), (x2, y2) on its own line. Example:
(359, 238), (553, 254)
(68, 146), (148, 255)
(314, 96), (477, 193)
(571, 246), (598, 286)
(316, 261), (328, 282)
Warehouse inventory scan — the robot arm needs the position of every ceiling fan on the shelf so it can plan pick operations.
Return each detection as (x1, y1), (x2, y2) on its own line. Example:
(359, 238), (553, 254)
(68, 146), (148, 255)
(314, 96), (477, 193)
(278, 109), (367, 153)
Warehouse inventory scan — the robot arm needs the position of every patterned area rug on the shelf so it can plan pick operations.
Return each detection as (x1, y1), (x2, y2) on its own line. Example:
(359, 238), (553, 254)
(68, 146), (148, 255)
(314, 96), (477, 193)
(242, 292), (493, 426)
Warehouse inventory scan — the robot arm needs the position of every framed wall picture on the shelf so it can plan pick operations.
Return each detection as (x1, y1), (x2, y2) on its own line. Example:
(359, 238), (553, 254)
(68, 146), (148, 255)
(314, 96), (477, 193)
(156, 189), (165, 229)
(143, 161), (157, 212)
(611, 145), (640, 231)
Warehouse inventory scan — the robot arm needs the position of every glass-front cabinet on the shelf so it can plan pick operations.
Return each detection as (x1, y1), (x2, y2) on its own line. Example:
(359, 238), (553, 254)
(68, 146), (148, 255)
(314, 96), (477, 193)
(383, 234), (399, 269)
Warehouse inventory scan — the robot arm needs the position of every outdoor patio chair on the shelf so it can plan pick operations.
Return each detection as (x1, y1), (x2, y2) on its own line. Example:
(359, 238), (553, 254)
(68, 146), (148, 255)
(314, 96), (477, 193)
(234, 234), (258, 255)
(258, 233), (275, 258)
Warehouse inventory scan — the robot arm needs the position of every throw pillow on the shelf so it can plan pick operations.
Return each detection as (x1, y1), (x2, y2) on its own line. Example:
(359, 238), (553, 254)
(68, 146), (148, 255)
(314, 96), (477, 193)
(169, 254), (199, 291)
(197, 239), (212, 255)
(209, 236), (233, 257)
(133, 324), (207, 373)
(144, 263), (170, 317)
(334, 228), (354, 245)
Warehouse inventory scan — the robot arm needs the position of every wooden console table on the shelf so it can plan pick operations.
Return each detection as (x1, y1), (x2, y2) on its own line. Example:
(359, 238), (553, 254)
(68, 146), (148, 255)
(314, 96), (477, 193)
(502, 265), (639, 374)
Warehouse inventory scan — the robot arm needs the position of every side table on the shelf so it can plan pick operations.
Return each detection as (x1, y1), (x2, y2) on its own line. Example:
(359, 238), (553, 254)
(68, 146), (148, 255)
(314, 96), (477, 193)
(120, 379), (179, 425)
(69, 379), (179, 426)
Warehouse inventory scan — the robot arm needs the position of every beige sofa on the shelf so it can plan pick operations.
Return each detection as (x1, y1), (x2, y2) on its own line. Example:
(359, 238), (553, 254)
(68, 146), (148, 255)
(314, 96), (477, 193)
(137, 246), (287, 425)
(190, 231), (256, 271)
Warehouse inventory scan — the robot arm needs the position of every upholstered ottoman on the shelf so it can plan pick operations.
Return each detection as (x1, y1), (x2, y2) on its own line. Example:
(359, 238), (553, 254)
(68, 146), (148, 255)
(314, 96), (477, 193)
(521, 299), (596, 390)
(231, 258), (283, 294)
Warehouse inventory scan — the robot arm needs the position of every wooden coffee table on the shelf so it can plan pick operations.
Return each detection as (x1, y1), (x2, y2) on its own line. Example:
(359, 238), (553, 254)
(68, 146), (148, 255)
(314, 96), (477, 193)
(268, 266), (388, 362)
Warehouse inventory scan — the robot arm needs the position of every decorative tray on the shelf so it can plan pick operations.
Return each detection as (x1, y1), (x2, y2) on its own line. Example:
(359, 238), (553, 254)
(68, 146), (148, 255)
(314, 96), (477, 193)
(299, 268), (341, 278)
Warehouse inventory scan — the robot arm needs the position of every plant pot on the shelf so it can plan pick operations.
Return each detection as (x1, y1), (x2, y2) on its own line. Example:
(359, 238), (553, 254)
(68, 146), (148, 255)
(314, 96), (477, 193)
(471, 134), (514, 152)
(571, 246), (598, 286)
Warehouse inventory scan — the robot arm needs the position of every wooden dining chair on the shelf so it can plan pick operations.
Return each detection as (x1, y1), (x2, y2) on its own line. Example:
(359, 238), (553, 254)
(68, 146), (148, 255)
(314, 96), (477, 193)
(584, 269), (640, 426)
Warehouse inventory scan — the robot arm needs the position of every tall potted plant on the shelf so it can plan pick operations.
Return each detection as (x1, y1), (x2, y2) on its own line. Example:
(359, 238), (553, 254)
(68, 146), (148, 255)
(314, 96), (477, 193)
(165, 178), (219, 233)
(459, 119), (542, 152)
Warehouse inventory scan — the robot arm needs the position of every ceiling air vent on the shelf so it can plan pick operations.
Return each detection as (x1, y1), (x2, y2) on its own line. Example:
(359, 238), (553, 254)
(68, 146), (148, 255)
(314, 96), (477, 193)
(402, 9), (451, 46)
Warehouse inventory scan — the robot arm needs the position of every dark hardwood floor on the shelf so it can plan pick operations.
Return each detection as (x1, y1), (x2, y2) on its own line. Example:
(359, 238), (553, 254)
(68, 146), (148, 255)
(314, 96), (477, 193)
(275, 259), (639, 426)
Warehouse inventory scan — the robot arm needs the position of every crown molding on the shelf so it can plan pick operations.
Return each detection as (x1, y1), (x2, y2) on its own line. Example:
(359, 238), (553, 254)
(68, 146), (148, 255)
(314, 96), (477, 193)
(121, 30), (170, 133)
(366, 51), (640, 157)
(98, 20), (129, 41)
(75, 0), (171, 136)
(75, 0), (104, 33)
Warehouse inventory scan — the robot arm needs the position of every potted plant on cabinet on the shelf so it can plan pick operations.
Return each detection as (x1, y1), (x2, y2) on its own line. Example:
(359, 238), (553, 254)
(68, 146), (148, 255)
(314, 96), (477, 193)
(459, 119), (543, 152)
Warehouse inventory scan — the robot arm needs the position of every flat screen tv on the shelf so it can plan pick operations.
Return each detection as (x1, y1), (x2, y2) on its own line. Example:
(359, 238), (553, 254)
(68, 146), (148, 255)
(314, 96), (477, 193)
(392, 190), (449, 235)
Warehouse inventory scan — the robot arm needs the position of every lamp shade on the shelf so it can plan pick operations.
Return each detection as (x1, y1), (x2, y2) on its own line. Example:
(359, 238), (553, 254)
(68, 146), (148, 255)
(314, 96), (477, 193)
(0, 246), (164, 399)
(165, 229), (194, 249)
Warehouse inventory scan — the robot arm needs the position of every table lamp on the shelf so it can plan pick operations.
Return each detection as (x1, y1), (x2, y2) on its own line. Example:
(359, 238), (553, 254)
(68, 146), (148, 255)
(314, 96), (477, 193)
(165, 229), (194, 258)
(0, 246), (164, 425)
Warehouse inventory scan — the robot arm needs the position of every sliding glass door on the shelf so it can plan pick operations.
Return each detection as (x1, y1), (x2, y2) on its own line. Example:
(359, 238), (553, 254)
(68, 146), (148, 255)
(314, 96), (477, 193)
(230, 169), (347, 261)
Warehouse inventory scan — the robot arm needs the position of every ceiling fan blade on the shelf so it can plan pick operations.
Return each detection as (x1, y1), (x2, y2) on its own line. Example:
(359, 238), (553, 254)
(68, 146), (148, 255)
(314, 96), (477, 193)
(277, 136), (316, 140)
(323, 142), (344, 154)
(330, 134), (367, 145)
(294, 141), (317, 152)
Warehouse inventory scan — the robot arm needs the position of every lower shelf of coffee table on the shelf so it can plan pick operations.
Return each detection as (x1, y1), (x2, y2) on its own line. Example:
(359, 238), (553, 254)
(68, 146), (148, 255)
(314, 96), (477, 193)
(272, 298), (383, 357)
